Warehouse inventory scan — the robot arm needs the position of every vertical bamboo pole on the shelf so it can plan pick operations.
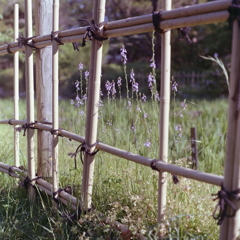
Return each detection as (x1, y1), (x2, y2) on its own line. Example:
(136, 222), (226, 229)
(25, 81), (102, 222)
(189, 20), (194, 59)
(81, 0), (106, 210)
(25, 0), (36, 201)
(52, 0), (59, 200)
(219, 19), (240, 240)
(35, 0), (53, 178)
(14, 3), (19, 167)
(158, 0), (172, 231)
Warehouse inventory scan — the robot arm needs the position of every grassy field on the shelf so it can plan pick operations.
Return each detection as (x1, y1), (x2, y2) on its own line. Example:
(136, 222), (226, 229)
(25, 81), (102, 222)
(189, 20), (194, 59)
(0, 95), (228, 239)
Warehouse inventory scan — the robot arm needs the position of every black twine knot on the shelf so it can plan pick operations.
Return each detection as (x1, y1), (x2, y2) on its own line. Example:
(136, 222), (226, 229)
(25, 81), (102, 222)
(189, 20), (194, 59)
(7, 44), (13, 54)
(53, 186), (72, 204)
(212, 183), (240, 225)
(150, 159), (179, 184)
(8, 119), (14, 125)
(72, 42), (80, 51)
(176, 27), (192, 44)
(17, 33), (38, 49)
(152, 11), (165, 34)
(21, 122), (37, 136)
(68, 141), (99, 169)
(51, 31), (64, 45)
(228, 0), (240, 29)
(78, 19), (108, 47)
(50, 128), (63, 137)
(19, 176), (42, 189)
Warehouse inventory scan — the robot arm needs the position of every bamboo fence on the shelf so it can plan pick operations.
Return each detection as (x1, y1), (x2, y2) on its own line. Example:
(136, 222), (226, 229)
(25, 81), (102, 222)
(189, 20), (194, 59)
(0, 0), (239, 238)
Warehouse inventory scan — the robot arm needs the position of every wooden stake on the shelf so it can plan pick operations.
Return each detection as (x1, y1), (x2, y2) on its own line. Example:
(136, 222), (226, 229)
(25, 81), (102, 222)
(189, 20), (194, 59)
(52, 0), (60, 202)
(14, 3), (19, 167)
(219, 19), (240, 240)
(81, 0), (106, 210)
(191, 127), (198, 170)
(158, 0), (172, 232)
(25, 0), (36, 201)
(35, 0), (53, 178)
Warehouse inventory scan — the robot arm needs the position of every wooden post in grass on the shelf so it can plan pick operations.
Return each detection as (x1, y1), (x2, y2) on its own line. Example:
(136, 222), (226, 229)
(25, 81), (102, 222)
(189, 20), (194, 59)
(158, 0), (172, 232)
(52, 0), (60, 203)
(35, 0), (53, 178)
(81, 0), (106, 210)
(25, 0), (36, 201)
(191, 127), (198, 170)
(14, 3), (19, 167)
(219, 19), (240, 240)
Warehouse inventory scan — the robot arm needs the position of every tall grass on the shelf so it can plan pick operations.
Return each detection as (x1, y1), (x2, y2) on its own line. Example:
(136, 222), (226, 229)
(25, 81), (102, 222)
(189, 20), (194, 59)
(0, 49), (229, 239)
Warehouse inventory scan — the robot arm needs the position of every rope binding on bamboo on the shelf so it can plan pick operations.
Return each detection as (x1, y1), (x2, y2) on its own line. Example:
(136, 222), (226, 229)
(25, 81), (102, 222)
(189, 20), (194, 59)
(228, 0), (240, 28)
(212, 183), (240, 225)
(77, 19), (108, 47)
(52, 186), (72, 204)
(17, 33), (38, 49)
(51, 31), (64, 45)
(68, 141), (99, 169)
(176, 27), (192, 44)
(19, 176), (42, 189)
(7, 44), (14, 54)
(150, 159), (180, 184)
(152, 11), (165, 34)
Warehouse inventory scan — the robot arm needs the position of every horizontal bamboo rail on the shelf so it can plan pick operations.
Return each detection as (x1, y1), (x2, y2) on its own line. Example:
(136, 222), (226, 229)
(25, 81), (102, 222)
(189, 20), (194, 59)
(0, 119), (223, 186)
(0, 0), (232, 56)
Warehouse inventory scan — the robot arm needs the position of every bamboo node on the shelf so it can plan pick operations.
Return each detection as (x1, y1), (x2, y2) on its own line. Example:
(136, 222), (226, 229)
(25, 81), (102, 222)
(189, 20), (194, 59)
(78, 19), (108, 47)
(212, 183), (240, 225)
(51, 31), (64, 45)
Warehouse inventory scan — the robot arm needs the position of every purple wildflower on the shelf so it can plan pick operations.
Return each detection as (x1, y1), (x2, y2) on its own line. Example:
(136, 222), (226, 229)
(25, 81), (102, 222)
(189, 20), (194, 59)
(120, 45), (127, 64)
(82, 94), (87, 101)
(78, 63), (83, 70)
(111, 80), (116, 96)
(136, 105), (141, 112)
(75, 80), (80, 91)
(148, 73), (155, 89)
(143, 113), (147, 118)
(117, 77), (122, 88)
(144, 140), (151, 148)
(85, 71), (89, 79)
(79, 110), (85, 115)
(172, 81), (178, 92)
(155, 92), (160, 101)
(142, 94), (147, 102)
(180, 100), (187, 110)
(105, 80), (112, 95)
(96, 100), (104, 107)
(130, 69), (135, 83)
(150, 58), (156, 68)
(127, 100), (132, 110)
(175, 124), (182, 131)
(132, 82), (139, 92)
(71, 99), (75, 105)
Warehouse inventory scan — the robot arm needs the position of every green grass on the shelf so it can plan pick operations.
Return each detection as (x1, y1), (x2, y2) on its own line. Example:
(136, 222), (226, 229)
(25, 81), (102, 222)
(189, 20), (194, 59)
(0, 96), (227, 239)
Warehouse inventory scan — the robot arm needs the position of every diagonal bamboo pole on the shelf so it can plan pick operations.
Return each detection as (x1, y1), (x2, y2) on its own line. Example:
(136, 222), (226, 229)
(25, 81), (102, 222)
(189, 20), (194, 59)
(35, 0), (53, 179)
(52, 0), (60, 203)
(25, 0), (36, 201)
(158, 0), (172, 234)
(219, 19), (240, 240)
(81, 0), (106, 210)
(14, 3), (19, 167)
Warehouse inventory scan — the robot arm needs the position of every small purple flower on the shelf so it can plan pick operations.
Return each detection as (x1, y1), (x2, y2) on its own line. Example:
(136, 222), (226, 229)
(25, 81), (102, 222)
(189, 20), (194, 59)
(127, 100), (132, 110)
(142, 94), (147, 102)
(96, 100), (104, 107)
(175, 124), (182, 132)
(172, 81), (178, 92)
(111, 80), (116, 96)
(100, 90), (103, 96)
(144, 140), (151, 148)
(180, 100), (187, 110)
(214, 53), (218, 59)
(117, 77), (122, 88)
(105, 80), (112, 95)
(85, 71), (89, 79)
(120, 45), (127, 64)
(130, 69), (135, 83)
(150, 58), (156, 68)
(132, 82), (139, 92)
(144, 113), (147, 118)
(75, 80), (80, 91)
(79, 110), (85, 115)
(155, 92), (160, 101)
(131, 125), (136, 132)
(136, 105), (141, 112)
(78, 63), (83, 70)
(82, 94), (87, 101)
(71, 99), (74, 105)
(148, 73), (155, 89)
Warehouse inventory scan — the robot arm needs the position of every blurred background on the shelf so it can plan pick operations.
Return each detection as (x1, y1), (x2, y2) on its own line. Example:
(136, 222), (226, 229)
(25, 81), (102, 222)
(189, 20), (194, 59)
(0, 0), (232, 99)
